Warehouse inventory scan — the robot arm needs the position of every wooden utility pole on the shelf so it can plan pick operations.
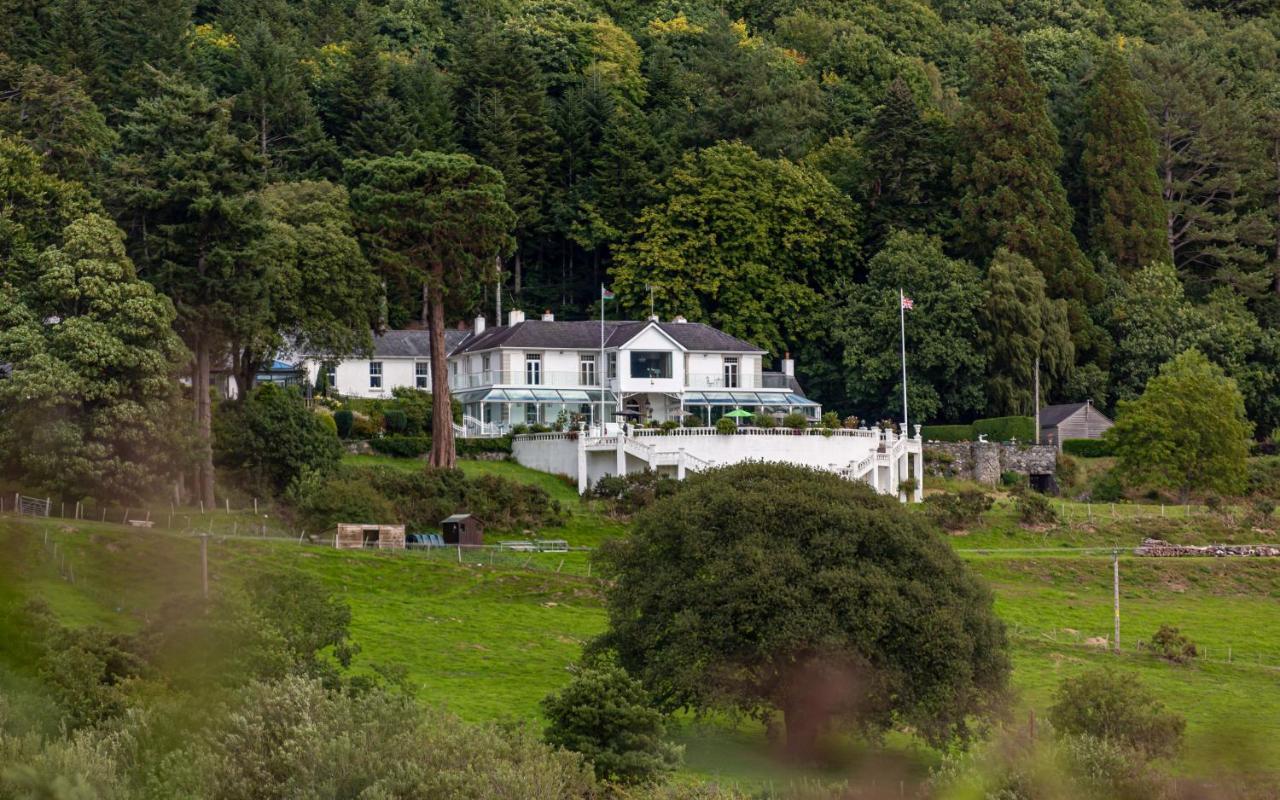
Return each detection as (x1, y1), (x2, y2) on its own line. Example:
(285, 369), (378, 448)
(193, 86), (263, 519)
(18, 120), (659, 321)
(1034, 356), (1041, 445)
(200, 533), (209, 600)
(1112, 549), (1121, 653)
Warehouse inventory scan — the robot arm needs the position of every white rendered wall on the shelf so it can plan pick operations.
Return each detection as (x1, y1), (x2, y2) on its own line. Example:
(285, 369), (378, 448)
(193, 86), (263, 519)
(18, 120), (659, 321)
(512, 436), (580, 479)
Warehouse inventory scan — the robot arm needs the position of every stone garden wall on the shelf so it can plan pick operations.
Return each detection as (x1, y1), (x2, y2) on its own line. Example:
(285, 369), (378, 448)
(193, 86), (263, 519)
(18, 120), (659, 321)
(924, 441), (1057, 486)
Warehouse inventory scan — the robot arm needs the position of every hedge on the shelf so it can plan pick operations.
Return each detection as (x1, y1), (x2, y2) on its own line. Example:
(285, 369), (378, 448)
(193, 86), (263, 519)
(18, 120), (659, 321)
(921, 424), (973, 442)
(1062, 438), (1114, 458)
(457, 437), (512, 456)
(972, 416), (1035, 443)
(369, 436), (430, 458)
(334, 410), (354, 439)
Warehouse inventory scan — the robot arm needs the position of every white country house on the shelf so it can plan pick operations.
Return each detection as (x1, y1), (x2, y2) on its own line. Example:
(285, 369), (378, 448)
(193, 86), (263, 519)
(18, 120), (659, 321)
(300, 310), (923, 501)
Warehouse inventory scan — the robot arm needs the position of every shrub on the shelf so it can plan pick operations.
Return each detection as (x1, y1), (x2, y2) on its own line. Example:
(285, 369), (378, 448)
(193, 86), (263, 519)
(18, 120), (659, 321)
(1248, 497), (1276, 529)
(357, 466), (564, 532)
(382, 409), (408, 434)
(715, 417), (736, 435)
(683, 414), (703, 428)
(1048, 669), (1185, 760)
(511, 424), (530, 436)
(455, 437), (512, 457)
(334, 409), (354, 438)
(1246, 457), (1280, 497)
(368, 435), (430, 458)
(541, 661), (681, 784)
(1015, 488), (1057, 526)
(752, 412), (776, 428)
(1145, 624), (1197, 665)
(659, 420), (678, 434)
(214, 385), (342, 494)
(530, 423), (552, 434)
(316, 411), (338, 437)
(31, 609), (144, 730)
(390, 386), (461, 433)
(972, 415), (1035, 443)
(921, 424), (973, 442)
(288, 468), (398, 532)
(1062, 438), (1113, 457)
(589, 470), (681, 516)
(923, 490), (993, 531)
(350, 413), (380, 439)
(999, 470), (1027, 489)
(782, 412), (809, 430)
(821, 411), (841, 429)
(1055, 453), (1080, 492)
(1091, 468), (1125, 502)
(842, 415), (861, 429)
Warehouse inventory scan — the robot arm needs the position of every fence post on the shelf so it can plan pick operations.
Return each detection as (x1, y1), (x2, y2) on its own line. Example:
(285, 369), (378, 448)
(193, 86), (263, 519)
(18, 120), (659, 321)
(457, 544), (462, 563)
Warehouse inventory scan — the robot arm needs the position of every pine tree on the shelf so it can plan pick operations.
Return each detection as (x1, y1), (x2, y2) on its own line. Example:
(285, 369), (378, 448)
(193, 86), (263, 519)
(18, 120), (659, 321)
(956, 31), (1095, 303)
(859, 77), (954, 251)
(1082, 45), (1169, 271)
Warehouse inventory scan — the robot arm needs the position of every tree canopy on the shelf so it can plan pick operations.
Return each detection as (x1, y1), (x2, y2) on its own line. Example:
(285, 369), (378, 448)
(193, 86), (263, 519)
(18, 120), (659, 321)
(595, 462), (1009, 757)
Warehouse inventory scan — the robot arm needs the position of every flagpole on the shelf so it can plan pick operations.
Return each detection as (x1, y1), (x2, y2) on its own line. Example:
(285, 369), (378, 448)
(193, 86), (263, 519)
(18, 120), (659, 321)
(900, 288), (908, 434)
(600, 284), (605, 436)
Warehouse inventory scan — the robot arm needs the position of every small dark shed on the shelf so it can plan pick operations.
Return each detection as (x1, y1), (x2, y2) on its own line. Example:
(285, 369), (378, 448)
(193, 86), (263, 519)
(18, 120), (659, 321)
(441, 513), (484, 546)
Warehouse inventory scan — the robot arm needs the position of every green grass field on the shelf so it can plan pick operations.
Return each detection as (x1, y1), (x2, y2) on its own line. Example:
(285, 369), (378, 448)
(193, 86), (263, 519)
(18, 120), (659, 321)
(4, 457), (1280, 786)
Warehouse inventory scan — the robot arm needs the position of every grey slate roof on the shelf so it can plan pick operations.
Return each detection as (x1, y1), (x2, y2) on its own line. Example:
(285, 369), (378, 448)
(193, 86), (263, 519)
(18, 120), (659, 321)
(370, 329), (471, 358)
(454, 320), (764, 354)
(1039, 402), (1111, 428)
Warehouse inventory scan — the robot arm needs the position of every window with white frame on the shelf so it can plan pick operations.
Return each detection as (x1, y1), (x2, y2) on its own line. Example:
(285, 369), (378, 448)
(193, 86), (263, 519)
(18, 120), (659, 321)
(482, 353), (491, 380)
(723, 356), (739, 388)
(579, 355), (597, 386)
(369, 361), (382, 389)
(325, 363), (336, 389)
(415, 361), (429, 389)
(525, 353), (542, 385)
(607, 352), (617, 379)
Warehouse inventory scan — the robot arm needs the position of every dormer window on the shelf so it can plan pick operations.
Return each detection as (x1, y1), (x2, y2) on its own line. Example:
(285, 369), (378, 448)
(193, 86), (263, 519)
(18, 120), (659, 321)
(630, 351), (671, 379)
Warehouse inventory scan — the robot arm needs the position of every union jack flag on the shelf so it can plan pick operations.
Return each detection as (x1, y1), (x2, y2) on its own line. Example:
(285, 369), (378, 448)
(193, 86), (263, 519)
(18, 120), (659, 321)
(901, 295), (914, 310)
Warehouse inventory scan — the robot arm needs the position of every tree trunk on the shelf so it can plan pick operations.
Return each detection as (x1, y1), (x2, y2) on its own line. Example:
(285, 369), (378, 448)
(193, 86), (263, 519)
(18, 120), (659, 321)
(514, 251), (522, 297)
(233, 345), (258, 399)
(781, 697), (822, 762)
(193, 334), (216, 509)
(427, 274), (456, 469)
(421, 282), (430, 327)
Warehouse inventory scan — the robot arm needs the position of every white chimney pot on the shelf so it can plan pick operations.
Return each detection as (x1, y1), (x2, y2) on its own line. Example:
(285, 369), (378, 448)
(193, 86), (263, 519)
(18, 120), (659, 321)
(673, 315), (687, 323)
(508, 309), (525, 326)
(542, 310), (555, 321)
(473, 315), (486, 336)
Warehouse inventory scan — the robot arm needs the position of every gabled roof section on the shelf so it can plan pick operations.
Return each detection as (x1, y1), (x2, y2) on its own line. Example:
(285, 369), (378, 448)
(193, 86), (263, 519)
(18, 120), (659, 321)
(369, 329), (471, 359)
(1039, 402), (1112, 428)
(455, 319), (764, 354)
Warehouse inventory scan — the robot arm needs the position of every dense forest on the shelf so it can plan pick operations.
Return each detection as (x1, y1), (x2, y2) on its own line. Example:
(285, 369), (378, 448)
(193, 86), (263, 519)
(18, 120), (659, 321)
(5, 0), (1280, 433)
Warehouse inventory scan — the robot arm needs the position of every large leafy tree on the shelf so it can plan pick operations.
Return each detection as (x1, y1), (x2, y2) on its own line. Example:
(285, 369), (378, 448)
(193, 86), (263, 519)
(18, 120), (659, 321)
(596, 462), (1009, 757)
(955, 30), (1096, 304)
(0, 55), (115, 185)
(1106, 348), (1252, 500)
(1106, 261), (1193, 404)
(0, 213), (186, 501)
(0, 133), (97, 286)
(981, 249), (1074, 415)
(110, 71), (265, 508)
(232, 180), (378, 394)
(837, 231), (986, 424)
(346, 151), (515, 468)
(611, 142), (860, 357)
(1081, 45), (1169, 271)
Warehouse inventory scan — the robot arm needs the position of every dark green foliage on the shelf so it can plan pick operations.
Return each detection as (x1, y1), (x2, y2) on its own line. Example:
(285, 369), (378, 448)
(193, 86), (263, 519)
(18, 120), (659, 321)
(955, 30), (1094, 304)
(1145, 624), (1197, 665)
(214, 384), (341, 495)
(715, 417), (737, 435)
(589, 470), (681, 517)
(782, 412), (809, 429)
(1091, 469), (1125, 502)
(1015, 488), (1058, 526)
(922, 490), (994, 531)
(368, 435), (429, 458)
(595, 463), (1008, 756)
(972, 416), (1037, 443)
(1000, 471), (1028, 489)
(921, 424), (974, 442)
(1049, 669), (1186, 760)
(382, 409), (408, 434)
(455, 437), (513, 457)
(1081, 46), (1169, 271)
(1062, 438), (1114, 458)
(244, 571), (358, 685)
(542, 661), (681, 784)
(290, 465), (563, 534)
(29, 606), (144, 730)
(334, 410), (354, 439)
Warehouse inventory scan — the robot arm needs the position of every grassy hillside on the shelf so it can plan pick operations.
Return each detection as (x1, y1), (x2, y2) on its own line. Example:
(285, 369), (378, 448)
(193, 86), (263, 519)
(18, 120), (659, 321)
(4, 462), (1280, 784)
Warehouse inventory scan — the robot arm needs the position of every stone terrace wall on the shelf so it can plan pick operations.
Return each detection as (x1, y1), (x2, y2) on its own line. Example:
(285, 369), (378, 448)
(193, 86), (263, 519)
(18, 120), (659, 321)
(924, 441), (1057, 486)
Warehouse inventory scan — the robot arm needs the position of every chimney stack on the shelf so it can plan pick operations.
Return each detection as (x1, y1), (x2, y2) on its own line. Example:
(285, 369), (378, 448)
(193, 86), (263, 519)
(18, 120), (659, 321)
(648, 314), (660, 322)
(508, 309), (525, 326)
(672, 314), (687, 323)
(781, 351), (795, 377)
(541, 310), (555, 321)
(473, 315), (486, 336)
